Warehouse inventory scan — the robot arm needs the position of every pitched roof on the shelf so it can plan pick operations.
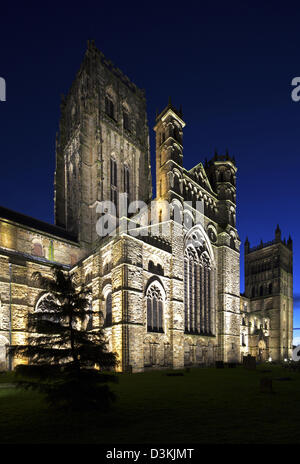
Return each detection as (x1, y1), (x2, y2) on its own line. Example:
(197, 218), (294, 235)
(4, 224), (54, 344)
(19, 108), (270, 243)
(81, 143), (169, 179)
(0, 205), (78, 242)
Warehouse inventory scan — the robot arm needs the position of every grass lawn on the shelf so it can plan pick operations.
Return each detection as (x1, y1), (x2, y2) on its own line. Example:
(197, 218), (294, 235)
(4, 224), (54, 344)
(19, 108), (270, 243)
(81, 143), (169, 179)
(0, 365), (300, 444)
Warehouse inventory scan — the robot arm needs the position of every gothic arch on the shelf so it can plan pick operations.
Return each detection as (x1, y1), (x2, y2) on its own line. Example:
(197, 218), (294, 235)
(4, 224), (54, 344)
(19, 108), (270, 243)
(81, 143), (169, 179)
(144, 276), (166, 300)
(184, 224), (216, 335)
(145, 279), (166, 333)
(171, 198), (183, 224)
(35, 292), (56, 312)
(183, 209), (194, 231)
(185, 223), (215, 266)
(102, 284), (112, 327)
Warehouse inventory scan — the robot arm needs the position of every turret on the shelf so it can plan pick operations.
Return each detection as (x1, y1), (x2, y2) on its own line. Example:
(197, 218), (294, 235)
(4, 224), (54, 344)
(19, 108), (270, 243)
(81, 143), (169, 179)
(275, 224), (281, 243)
(154, 99), (185, 202)
(205, 151), (237, 227)
(245, 237), (250, 254)
(287, 235), (293, 250)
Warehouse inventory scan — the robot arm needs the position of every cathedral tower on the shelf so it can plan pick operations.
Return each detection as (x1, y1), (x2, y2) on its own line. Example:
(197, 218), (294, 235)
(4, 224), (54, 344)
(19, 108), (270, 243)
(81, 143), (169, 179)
(54, 40), (152, 248)
(154, 99), (185, 203)
(244, 226), (293, 360)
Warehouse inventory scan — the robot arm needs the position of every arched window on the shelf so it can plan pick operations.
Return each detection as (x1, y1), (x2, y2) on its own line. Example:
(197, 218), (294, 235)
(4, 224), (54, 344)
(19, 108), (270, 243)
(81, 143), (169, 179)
(268, 282), (273, 294)
(110, 158), (117, 187)
(123, 107), (130, 131)
(184, 245), (212, 335)
(110, 158), (118, 213)
(259, 285), (263, 296)
(35, 293), (58, 327)
(86, 302), (93, 331)
(148, 260), (155, 272)
(32, 242), (44, 257)
(146, 284), (163, 333)
(123, 165), (130, 196)
(104, 292), (112, 327)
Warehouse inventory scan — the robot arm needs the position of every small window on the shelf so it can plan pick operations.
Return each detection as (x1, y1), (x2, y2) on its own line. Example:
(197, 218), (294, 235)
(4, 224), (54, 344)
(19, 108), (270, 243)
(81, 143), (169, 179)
(123, 108), (130, 131)
(269, 283), (273, 294)
(110, 159), (118, 214)
(259, 286), (263, 296)
(148, 260), (155, 272)
(105, 292), (112, 327)
(124, 166), (130, 195)
(110, 159), (117, 187)
(105, 95), (115, 119)
(32, 242), (44, 257)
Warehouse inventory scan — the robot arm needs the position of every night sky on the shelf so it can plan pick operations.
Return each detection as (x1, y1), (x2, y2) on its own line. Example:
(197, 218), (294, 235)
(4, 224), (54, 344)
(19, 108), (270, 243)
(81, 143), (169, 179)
(0, 2), (299, 342)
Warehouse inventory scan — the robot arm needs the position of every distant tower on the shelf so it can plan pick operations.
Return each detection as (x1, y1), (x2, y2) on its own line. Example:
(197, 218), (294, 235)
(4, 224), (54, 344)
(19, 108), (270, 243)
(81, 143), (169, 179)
(245, 226), (293, 360)
(54, 40), (152, 247)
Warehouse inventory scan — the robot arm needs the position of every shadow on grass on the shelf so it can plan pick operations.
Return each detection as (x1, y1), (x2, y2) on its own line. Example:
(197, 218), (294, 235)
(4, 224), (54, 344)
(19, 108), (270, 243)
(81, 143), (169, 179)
(0, 365), (300, 444)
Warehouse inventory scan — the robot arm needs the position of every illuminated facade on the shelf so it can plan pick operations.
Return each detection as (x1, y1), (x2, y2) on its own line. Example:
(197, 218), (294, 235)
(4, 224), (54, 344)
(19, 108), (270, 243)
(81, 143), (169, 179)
(0, 41), (293, 371)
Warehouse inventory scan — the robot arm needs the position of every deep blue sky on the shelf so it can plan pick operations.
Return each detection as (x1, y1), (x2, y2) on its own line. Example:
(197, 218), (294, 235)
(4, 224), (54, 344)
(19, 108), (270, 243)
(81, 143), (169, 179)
(0, 1), (299, 342)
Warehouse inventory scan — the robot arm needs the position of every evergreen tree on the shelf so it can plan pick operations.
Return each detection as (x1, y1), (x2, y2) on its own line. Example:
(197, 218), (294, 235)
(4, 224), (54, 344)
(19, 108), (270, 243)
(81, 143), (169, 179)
(9, 268), (118, 411)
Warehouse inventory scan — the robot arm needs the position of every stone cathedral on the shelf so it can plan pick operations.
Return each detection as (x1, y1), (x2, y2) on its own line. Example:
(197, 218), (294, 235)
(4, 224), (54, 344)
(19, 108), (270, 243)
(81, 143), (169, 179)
(0, 41), (294, 371)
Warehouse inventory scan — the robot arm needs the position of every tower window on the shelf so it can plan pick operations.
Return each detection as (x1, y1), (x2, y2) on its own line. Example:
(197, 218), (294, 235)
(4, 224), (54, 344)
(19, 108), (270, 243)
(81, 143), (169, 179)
(110, 159), (117, 187)
(105, 95), (115, 119)
(123, 108), (130, 131)
(110, 159), (118, 213)
(259, 285), (263, 296)
(104, 292), (112, 327)
(269, 283), (273, 294)
(123, 165), (130, 196)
